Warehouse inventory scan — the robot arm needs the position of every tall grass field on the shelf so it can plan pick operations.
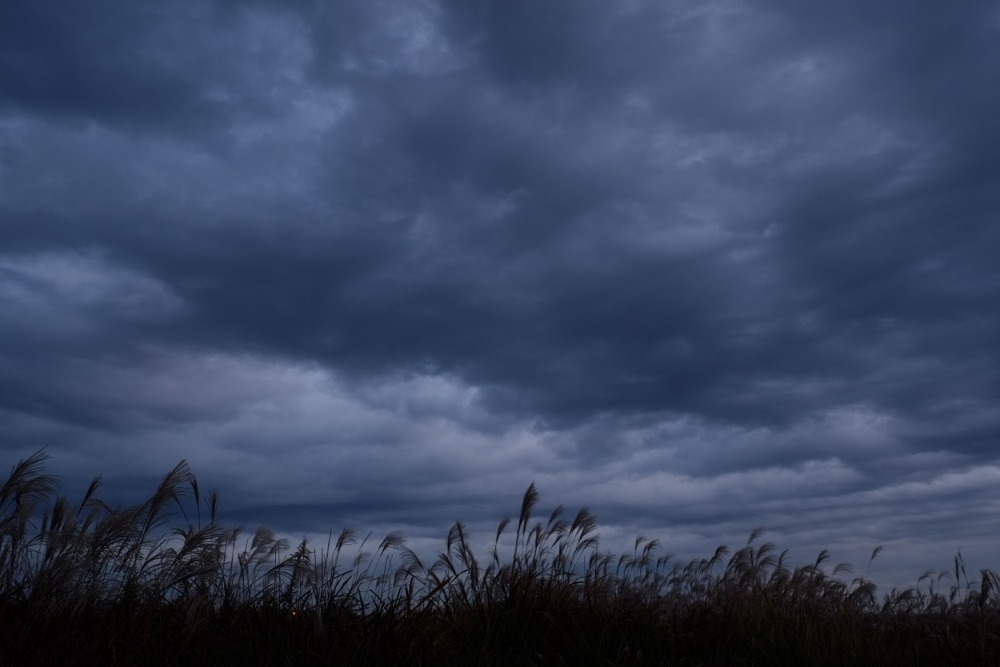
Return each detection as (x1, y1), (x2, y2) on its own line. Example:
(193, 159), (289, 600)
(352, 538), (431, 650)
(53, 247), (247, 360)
(2, 451), (998, 665)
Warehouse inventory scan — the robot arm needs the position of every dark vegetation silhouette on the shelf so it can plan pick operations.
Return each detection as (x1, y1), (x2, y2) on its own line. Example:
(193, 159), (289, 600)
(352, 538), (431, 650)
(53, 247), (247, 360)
(2, 451), (999, 665)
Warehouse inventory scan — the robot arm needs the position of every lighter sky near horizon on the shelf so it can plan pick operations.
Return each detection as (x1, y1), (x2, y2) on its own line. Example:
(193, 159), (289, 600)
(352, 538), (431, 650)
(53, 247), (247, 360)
(1, 0), (999, 590)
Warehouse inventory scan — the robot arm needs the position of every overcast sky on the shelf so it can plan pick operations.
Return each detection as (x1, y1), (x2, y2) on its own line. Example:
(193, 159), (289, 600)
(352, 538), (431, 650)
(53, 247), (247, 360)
(2, 0), (998, 589)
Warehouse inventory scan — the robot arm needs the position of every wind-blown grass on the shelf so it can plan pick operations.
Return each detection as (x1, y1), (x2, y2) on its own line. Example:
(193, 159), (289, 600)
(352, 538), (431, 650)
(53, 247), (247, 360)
(1, 450), (998, 665)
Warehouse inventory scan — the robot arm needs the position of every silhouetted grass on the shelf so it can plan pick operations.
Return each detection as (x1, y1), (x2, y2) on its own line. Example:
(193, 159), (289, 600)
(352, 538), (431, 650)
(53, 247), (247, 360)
(2, 450), (999, 665)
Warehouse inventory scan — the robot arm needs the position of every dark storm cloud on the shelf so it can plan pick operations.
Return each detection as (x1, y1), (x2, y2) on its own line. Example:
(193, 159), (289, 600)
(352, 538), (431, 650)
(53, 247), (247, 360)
(0, 2), (241, 133)
(1, 0), (998, 588)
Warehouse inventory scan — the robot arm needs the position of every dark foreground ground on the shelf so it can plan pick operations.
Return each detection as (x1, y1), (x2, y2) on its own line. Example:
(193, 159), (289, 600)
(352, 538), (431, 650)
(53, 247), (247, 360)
(3, 453), (999, 665)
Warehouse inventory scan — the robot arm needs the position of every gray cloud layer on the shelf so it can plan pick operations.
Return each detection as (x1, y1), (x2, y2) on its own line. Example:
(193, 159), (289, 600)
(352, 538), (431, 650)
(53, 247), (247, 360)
(2, 1), (998, 587)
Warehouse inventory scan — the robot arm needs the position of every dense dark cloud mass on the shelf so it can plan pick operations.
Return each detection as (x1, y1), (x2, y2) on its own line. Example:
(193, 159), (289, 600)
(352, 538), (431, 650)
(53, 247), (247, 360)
(1, 1), (998, 587)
